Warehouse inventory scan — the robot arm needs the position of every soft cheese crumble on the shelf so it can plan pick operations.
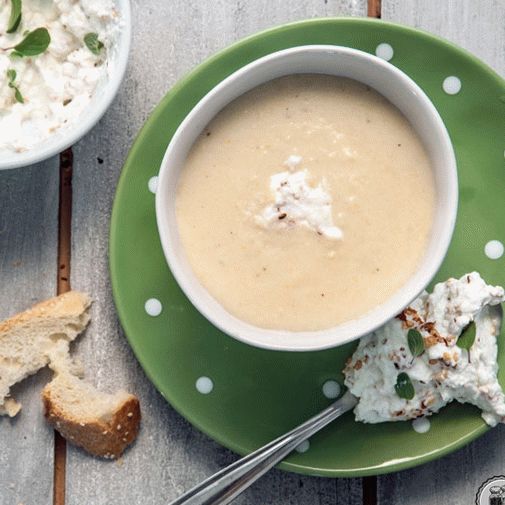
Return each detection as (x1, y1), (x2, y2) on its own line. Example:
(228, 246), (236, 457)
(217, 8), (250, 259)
(0, 0), (118, 153)
(344, 272), (505, 426)
(256, 156), (343, 240)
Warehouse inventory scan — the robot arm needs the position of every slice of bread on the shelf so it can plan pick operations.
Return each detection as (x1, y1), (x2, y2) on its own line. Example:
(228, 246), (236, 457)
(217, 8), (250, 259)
(43, 372), (141, 459)
(0, 291), (92, 416)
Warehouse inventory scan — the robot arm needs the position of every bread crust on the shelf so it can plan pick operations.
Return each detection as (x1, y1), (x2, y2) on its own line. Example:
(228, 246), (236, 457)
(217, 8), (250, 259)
(0, 291), (91, 337)
(43, 388), (141, 459)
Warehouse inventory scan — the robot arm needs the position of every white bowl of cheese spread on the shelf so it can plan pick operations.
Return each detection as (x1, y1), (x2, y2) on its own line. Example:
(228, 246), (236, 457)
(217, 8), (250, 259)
(156, 45), (458, 351)
(0, 0), (131, 170)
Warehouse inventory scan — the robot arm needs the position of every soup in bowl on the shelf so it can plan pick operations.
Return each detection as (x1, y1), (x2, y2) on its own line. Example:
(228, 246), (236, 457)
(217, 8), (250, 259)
(156, 45), (458, 351)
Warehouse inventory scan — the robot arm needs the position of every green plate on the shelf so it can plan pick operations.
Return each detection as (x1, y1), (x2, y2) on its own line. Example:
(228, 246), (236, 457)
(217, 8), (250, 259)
(110, 18), (505, 476)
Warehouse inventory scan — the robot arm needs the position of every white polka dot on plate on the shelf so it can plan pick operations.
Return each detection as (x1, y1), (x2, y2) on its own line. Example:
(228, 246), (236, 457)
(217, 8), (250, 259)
(295, 440), (310, 453)
(145, 298), (162, 317)
(412, 417), (431, 434)
(322, 380), (341, 399)
(148, 176), (158, 194)
(196, 376), (214, 394)
(375, 43), (394, 61)
(442, 76), (461, 95)
(485, 240), (504, 260)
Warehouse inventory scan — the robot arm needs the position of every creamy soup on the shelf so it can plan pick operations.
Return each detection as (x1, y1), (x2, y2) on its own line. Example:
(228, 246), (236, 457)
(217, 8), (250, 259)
(175, 75), (435, 331)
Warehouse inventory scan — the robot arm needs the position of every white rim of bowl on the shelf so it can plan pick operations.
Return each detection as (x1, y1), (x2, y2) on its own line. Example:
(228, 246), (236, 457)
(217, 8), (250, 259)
(0, 0), (132, 171)
(156, 45), (458, 352)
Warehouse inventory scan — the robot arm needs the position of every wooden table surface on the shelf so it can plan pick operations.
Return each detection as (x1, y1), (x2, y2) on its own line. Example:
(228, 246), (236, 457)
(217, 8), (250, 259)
(1, 1), (504, 504)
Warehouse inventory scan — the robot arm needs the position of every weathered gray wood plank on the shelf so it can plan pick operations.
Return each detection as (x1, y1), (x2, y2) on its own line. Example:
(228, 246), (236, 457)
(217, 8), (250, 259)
(67, 1), (365, 504)
(0, 160), (59, 505)
(383, 0), (505, 73)
(379, 1), (505, 504)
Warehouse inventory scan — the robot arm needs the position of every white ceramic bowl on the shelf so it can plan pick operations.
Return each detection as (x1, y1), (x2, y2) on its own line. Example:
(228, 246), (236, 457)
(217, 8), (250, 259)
(156, 45), (458, 352)
(0, 0), (132, 171)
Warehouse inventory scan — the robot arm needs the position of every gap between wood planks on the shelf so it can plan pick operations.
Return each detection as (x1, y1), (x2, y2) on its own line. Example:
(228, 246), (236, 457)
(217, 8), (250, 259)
(368, 0), (381, 18)
(54, 147), (73, 505)
(52, 2), (382, 503)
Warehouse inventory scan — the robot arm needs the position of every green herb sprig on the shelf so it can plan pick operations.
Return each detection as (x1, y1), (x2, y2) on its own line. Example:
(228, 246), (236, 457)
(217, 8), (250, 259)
(84, 33), (104, 55)
(1, 27), (51, 57)
(6, 69), (24, 103)
(456, 321), (477, 362)
(407, 329), (425, 359)
(7, 0), (22, 34)
(395, 372), (415, 400)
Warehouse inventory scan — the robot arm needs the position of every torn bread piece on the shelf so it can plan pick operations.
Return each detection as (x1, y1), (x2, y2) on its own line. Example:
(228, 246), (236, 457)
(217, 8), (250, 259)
(43, 372), (141, 459)
(0, 291), (91, 416)
(0, 291), (141, 459)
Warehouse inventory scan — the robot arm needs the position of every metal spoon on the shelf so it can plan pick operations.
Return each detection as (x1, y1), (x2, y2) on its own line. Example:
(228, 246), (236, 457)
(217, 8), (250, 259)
(168, 391), (357, 505)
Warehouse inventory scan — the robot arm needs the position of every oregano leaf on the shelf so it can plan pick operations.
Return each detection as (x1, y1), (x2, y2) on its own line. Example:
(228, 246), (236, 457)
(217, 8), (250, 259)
(13, 27), (50, 57)
(6, 68), (16, 83)
(6, 69), (24, 103)
(7, 0), (22, 34)
(84, 32), (104, 55)
(14, 86), (24, 103)
(457, 321), (476, 355)
(395, 372), (415, 400)
(407, 329), (425, 358)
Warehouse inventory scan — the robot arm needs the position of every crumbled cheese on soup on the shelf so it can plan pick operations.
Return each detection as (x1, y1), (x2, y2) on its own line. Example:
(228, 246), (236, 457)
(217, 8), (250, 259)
(344, 272), (505, 426)
(256, 156), (343, 240)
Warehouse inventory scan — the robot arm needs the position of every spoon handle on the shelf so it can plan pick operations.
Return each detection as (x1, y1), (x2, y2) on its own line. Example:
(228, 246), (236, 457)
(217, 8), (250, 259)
(168, 391), (357, 505)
